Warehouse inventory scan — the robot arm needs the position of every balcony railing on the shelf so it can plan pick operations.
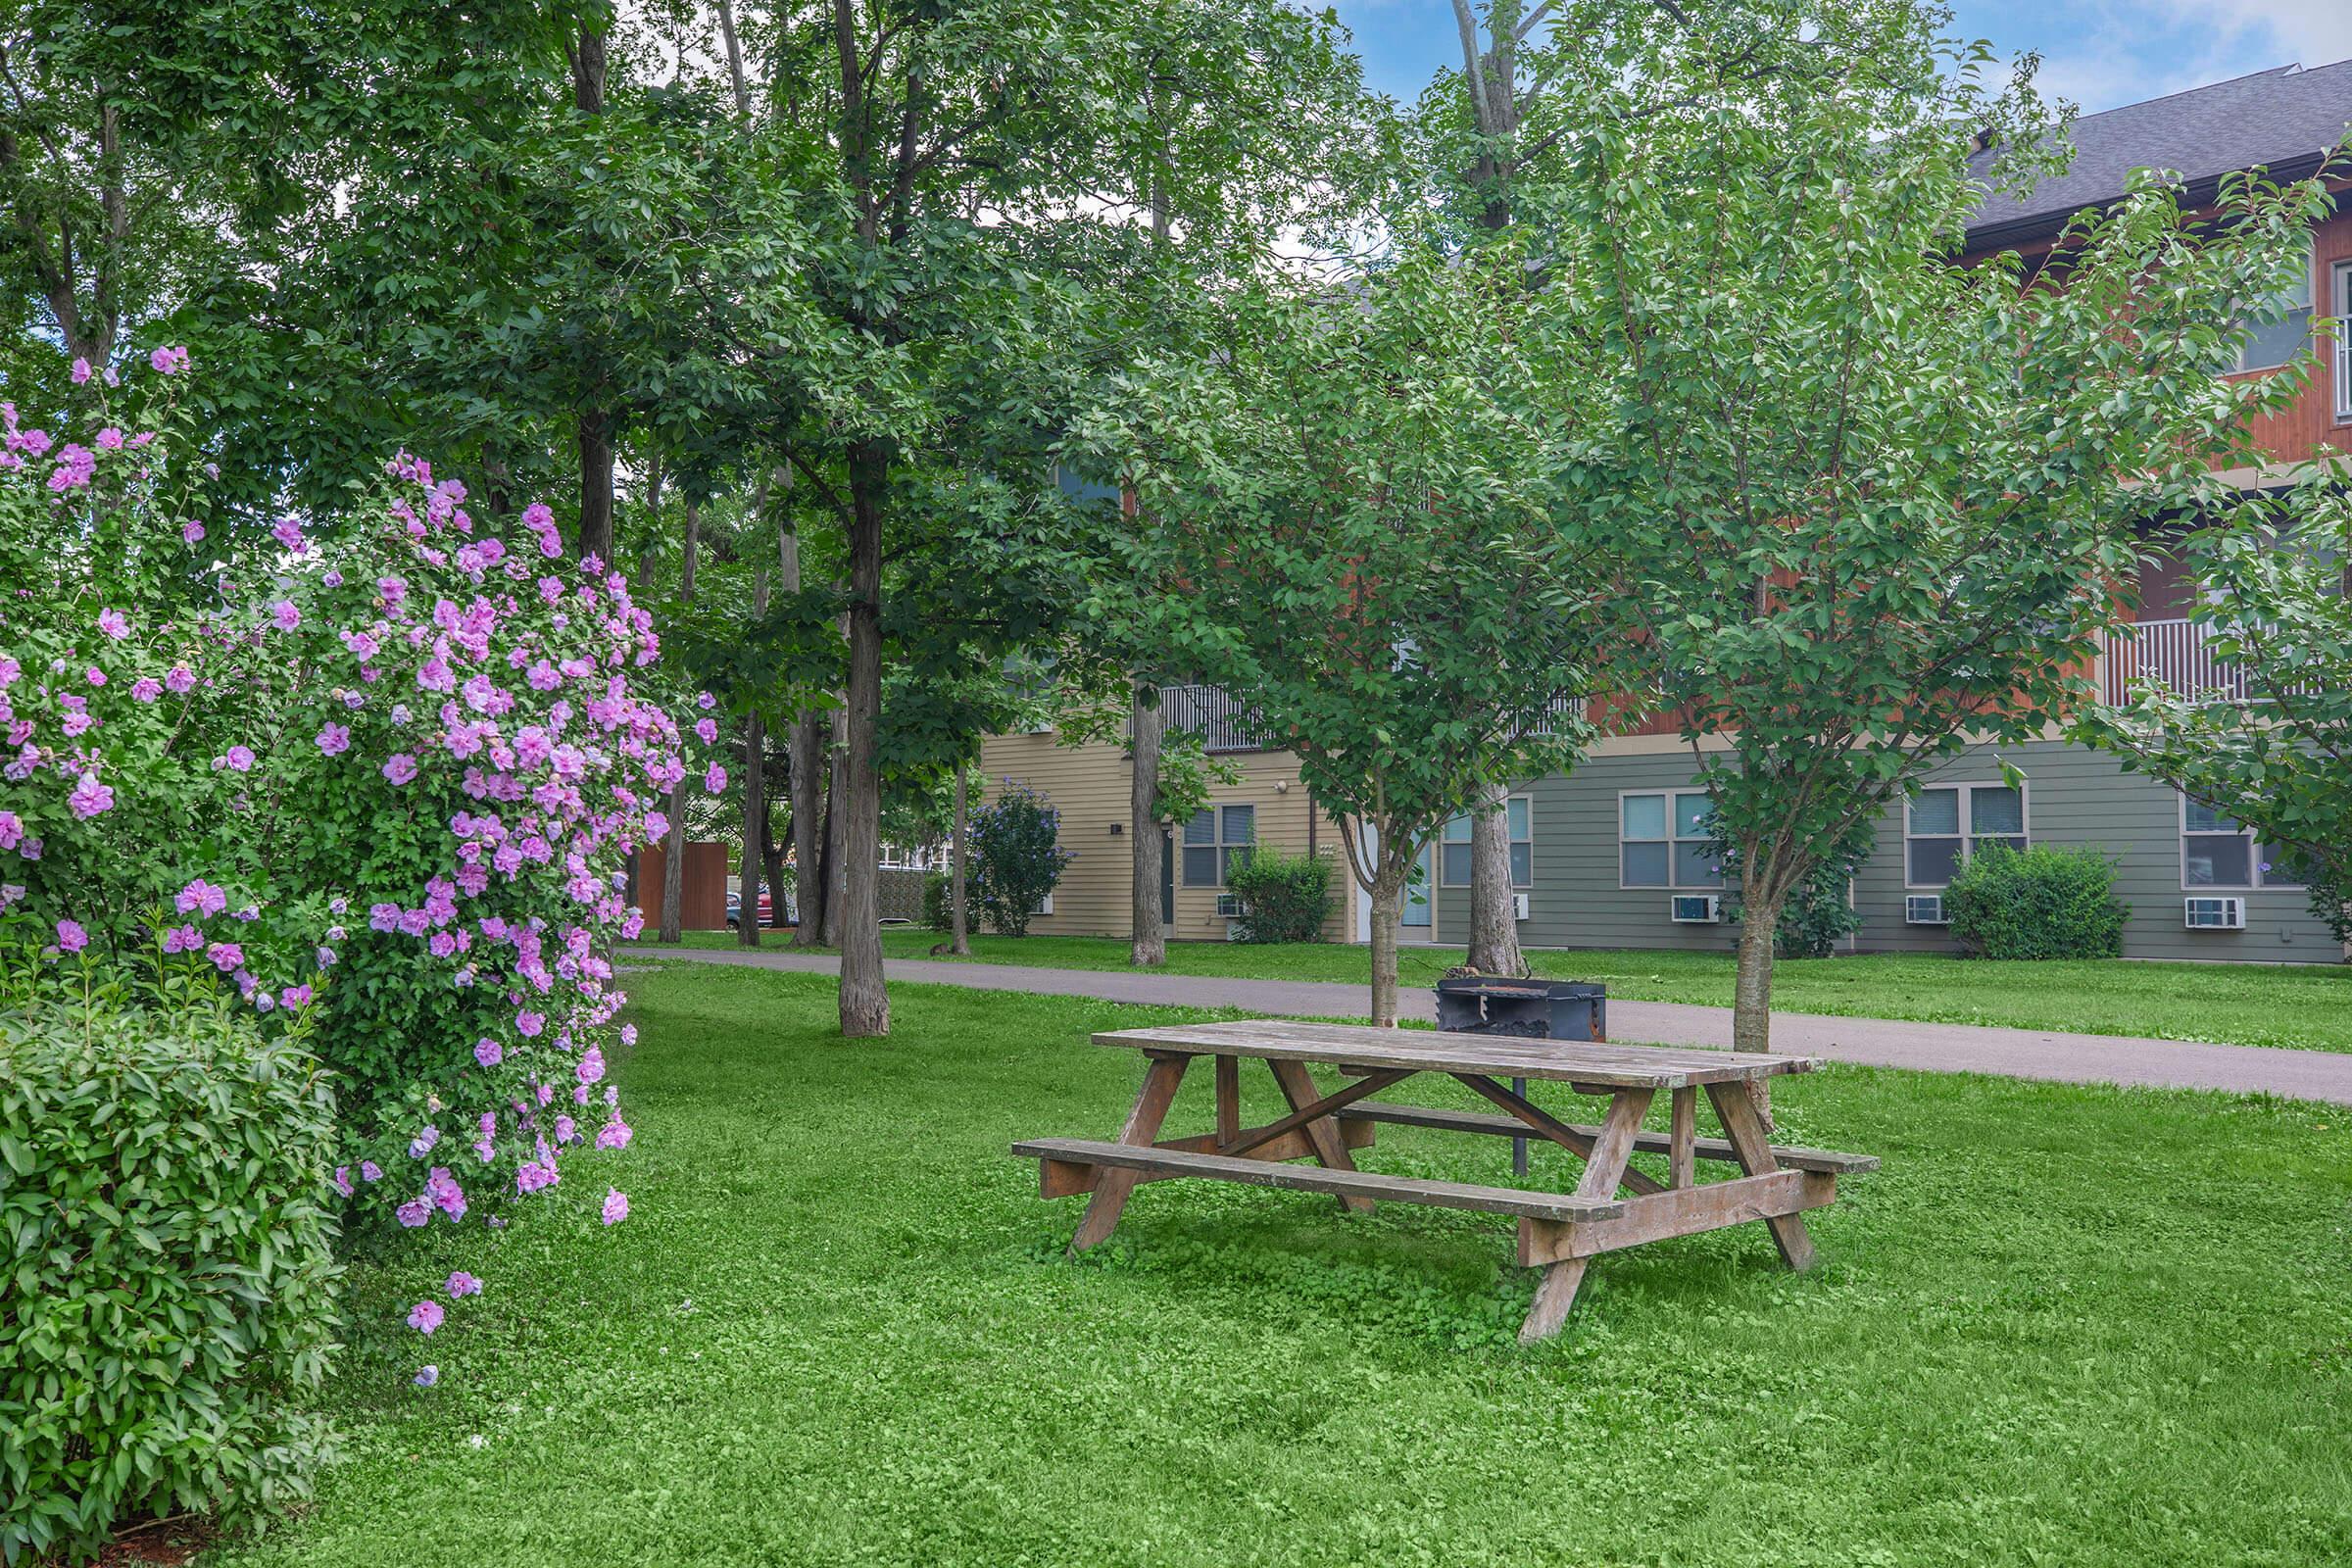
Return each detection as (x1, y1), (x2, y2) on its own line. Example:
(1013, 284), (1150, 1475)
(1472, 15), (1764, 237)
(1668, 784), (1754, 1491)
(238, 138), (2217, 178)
(2098, 618), (2252, 704)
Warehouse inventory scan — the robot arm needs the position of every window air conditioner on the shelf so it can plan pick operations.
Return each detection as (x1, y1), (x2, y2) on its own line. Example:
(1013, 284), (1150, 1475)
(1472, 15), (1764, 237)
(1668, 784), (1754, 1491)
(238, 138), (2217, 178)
(1512, 893), (1531, 921)
(1905, 894), (1948, 925)
(2183, 896), (2245, 930)
(1669, 894), (1719, 924)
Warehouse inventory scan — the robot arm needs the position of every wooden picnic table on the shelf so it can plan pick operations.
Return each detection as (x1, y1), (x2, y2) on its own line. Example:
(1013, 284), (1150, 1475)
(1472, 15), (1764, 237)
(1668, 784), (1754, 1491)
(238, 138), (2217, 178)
(1014, 1018), (1878, 1343)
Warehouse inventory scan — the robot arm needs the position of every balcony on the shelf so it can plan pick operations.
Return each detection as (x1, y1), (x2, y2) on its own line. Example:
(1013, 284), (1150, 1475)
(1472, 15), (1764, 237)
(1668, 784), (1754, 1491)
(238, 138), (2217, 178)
(2097, 618), (2254, 704)
(1152, 684), (1586, 754)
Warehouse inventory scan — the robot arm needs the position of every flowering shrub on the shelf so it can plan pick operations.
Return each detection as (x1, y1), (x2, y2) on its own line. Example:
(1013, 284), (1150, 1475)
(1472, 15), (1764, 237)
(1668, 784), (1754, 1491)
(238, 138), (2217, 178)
(1, 356), (704, 1390)
(0, 986), (339, 1566)
(969, 781), (1074, 937)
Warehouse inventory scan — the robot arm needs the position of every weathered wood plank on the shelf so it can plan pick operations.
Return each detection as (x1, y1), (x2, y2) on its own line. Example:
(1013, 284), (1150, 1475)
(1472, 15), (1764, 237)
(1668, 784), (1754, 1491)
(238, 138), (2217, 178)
(1013, 1138), (1625, 1222)
(1520, 1170), (1836, 1262)
(1332, 1102), (1880, 1176)
(1223, 1068), (1413, 1159)
(1069, 1054), (1190, 1253)
(1705, 1081), (1819, 1272)
(1451, 1074), (1669, 1197)
(1092, 1019), (1815, 1088)
(1035, 1121), (1375, 1197)
(1514, 1086), (1653, 1344)
(1267, 1057), (1381, 1213)
(1214, 1054), (1241, 1148)
(1669, 1087), (1696, 1191)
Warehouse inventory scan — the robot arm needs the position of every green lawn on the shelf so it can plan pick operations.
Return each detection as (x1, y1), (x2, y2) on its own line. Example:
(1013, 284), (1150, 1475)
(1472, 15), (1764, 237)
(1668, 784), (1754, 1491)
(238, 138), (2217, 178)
(216, 967), (2352, 1567)
(627, 927), (2352, 1053)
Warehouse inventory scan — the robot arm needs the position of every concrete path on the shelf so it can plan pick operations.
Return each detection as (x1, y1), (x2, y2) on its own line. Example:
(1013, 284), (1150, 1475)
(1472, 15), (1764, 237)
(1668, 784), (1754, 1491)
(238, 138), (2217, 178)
(631, 946), (2352, 1104)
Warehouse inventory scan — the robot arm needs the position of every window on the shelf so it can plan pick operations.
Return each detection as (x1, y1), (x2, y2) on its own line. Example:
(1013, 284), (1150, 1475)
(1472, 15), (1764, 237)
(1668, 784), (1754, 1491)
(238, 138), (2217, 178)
(2335, 260), (2352, 420)
(1620, 791), (1720, 889)
(2181, 795), (2304, 890)
(1905, 783), (2026, 887)
(1439, 798), (1533, 887)
(1182, 803), (1253, 886)
(2234, 237), (2314, 372)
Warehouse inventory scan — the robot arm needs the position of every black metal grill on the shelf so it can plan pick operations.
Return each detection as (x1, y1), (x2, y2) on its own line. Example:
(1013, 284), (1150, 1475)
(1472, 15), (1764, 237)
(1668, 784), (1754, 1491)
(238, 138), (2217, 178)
(1434, 975), (1607, 1175)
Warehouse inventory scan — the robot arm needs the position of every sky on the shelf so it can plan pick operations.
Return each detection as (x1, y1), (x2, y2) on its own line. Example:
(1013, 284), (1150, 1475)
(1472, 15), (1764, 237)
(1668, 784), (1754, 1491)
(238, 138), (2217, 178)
(1330, 1), (2352, 116)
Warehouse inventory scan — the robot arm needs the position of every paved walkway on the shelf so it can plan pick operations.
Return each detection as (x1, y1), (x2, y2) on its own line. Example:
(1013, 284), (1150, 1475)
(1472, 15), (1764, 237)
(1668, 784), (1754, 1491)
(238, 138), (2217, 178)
(632, 947), (2352, 1104)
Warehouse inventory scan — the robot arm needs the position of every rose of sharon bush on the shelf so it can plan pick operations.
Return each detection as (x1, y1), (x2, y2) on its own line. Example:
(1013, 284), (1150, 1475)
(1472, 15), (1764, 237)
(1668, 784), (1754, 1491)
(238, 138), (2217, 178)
(1, 357), (704, 1376)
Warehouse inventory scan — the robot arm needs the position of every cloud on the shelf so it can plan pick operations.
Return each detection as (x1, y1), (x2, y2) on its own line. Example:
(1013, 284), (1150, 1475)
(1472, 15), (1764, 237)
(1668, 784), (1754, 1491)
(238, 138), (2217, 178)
(2167, 1), (2352, 65)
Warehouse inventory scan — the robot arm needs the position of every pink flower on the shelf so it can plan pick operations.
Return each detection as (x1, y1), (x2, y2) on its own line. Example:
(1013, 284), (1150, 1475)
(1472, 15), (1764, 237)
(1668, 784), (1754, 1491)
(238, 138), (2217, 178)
(601, 1189), (629, 1226)
(413, 1365), (438, 1388)
(696, 691), (716, 710)
(576, 1047), (606, 1085)
(473, 1037), (504, 1067)
(130, 677), (162, 702)
(67, 772), (113, 818)
(396, 1200), (429, 1228)
(447, 1271), (482, 1298)
(407, 1298), (445, 1334)
(162, 925), (201, 953)
(222, 745), (256, 772)
(149, 344), (189, 375)
(514, 1010), (545, 1038)
(316, 722), (351, 756)
(181, 519), (206, 545)
(704, 762), (727, 793)
(94, 427), (123, 451)
(596, 1116), (632, 1151)
(270, 600), (301, 632)
(55, 918), (88, 955)
(176, 879), (227, 916)
(643, 811), (667, 841)
(693, 716), (718, 744)
(164, 664), (195, 694)
(70, 357), (91, 385)
(97, 609), (129, 639)
(205, 941), (244, 972)
(0, 812), (18, 851)
(383, 753), (418, 785)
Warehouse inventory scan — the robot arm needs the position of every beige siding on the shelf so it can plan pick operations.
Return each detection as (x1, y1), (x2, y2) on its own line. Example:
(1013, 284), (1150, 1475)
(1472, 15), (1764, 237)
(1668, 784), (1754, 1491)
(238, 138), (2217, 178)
(976, 731), (1356, 943)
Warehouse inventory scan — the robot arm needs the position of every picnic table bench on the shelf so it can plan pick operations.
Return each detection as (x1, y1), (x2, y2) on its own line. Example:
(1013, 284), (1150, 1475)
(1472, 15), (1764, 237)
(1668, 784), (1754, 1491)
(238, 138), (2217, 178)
(1014, 1018), (1878, 1344)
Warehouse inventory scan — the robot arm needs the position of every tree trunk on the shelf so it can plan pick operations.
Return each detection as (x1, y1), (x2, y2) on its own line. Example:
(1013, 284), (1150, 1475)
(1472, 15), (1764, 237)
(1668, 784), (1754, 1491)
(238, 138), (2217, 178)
(949, 764), (972, 956)
(737, 555), (771, 949)
(837, 443), (889, 1037)
(737, 714), (764, 948)
(576, 409), (614, 566)
(1366, 852), (1409, 1028)
(761, 809), (790, 931)
(820, 706), (847, 947)
(1464, 782), (1525, 975)
(1129, 676), (1166, 967)
(1732, 874), (1785, 1131)
(658, 499), (699, 945)
(790, 711), (827, 946)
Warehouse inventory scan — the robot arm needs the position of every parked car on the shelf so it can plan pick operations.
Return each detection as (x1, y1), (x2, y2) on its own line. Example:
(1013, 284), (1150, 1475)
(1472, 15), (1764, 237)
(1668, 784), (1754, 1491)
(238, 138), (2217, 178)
(724, 889), (796, 929)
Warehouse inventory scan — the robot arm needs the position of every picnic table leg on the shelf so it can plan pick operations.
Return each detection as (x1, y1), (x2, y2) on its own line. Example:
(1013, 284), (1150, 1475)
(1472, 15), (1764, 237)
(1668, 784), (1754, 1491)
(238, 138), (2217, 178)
(1266, 1057), (1377, 1214)
(1668, 1088), (1696, 1190)
(1520, 1087), (1655, 1345)
(1215, 1054), (1241, 1148)
(1069, 1053), (1192, 1254)
(1705, 1081), (1817, 1272)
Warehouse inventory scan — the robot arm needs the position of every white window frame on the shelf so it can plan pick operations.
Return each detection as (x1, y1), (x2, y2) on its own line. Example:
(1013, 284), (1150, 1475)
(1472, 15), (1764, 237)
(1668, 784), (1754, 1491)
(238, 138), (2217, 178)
(2334, 259), (2352, 421)
(1903, 781), (2029, 890)
(2234, 235), (2316, 373)
(1617, 789), (1721, 891)
(1182, 803), (1254, 888)
(2179, 793), (2304, 891)
(1438, 796), (1533, 889)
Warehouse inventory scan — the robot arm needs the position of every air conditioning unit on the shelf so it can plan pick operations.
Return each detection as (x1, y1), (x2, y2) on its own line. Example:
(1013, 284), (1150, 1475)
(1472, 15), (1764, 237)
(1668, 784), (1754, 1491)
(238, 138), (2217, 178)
(1905, 894), (1948, 925)
(1512, 892), (1531, 921)
(1032, 891), (1054, 916)
(1224, 919), (1247, 942)
(1216, 893), (1242, 918)
(1669, 894), (1719, 924)
(2184, 896), (2245, 931)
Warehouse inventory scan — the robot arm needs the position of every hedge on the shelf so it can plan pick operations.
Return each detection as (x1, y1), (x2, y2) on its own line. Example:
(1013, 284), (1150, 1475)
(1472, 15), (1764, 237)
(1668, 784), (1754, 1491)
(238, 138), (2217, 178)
(0, 1000), (341, 1564)
(1945, 842), (2130, 959)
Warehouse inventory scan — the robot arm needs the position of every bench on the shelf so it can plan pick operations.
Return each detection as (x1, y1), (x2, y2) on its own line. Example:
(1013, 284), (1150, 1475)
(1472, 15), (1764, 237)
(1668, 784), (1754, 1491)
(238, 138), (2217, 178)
(1013, 1137), (1626, 1223)
(1333, 1102), (1880, 1176)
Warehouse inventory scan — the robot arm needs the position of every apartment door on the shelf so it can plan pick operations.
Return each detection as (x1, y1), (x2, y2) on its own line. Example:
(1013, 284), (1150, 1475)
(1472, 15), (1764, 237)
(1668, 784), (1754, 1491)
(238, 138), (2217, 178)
(1399, 842), (1435, 942)
(1160, 829), (1175, 925)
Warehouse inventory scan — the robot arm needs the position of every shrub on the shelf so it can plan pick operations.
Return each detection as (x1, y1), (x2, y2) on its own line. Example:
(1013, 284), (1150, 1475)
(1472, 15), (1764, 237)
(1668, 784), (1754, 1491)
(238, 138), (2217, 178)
(1946, 842), (2129, 959)
(1716, 818), (1872, 958)
(968, 782), (1074, 937)
(921, 868), (980, 933)
(0, 990), (340, 1565)
(1223, 846), (1335, 943)
(1, 349), (710, 1387)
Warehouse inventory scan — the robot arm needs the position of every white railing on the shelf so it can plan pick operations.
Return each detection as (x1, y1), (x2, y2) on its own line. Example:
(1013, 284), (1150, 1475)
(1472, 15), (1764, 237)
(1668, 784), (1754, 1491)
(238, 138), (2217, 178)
(2098, 618), (2250, 704)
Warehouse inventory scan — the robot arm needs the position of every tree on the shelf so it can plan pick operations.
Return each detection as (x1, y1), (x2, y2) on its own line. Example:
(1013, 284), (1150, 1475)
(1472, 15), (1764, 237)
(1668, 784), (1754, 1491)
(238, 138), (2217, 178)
(1077, 245), (1600, 1024)
(1535, 0), (2331, 1066)
(2080, 474), (2352, 944)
